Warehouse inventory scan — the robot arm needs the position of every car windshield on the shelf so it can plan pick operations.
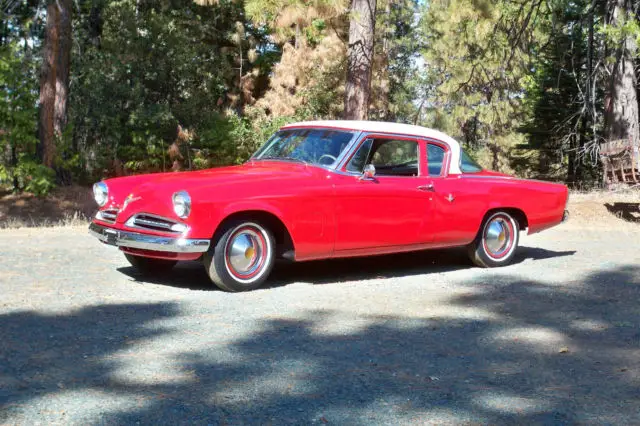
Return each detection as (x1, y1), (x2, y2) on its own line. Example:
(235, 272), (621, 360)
(460, 149), (483, 173)
(253, 128), (356, 167)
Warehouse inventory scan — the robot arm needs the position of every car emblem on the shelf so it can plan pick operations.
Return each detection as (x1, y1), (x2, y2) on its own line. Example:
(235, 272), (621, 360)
(122, 194), (141, 211)
(446, 194), (455, 203)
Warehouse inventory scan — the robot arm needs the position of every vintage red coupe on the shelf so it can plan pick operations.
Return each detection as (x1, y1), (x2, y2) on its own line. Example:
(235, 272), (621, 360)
(89, 121), (569, 291)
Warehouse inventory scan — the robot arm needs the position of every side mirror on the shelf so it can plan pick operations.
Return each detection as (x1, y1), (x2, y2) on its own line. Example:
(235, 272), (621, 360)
(359, 164), (376, 180)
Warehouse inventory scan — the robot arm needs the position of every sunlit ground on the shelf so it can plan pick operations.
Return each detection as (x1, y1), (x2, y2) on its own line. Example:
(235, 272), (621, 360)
(1, 226), (639, 424)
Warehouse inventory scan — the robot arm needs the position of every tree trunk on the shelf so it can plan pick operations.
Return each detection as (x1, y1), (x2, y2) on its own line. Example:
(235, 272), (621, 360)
(378, 0), (392, 120)
(88, 2), (103, 47)
(605, 0), (639, 147)
(344, 0), (377, 120)
(568, 133), (578, 183)
(38, 0), (72, 169)
(38, 1), (59, 168)
(54, 0), (72, 138)
(1, 17), (9, 47)
(574, 5), (595, 183)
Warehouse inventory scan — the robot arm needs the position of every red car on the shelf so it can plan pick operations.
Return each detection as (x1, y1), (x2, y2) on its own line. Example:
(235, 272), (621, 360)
(89, 120), (569, 291)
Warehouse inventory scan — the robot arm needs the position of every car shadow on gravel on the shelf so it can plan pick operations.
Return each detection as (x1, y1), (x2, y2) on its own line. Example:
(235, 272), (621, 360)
(118, 262), (217, 291)
(267, 246), (577, 288)
(116, 246), (576, 291)
(1, 266), (637, 424)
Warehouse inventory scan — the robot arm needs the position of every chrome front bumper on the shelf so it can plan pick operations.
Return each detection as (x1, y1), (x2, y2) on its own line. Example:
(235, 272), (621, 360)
(89, 222), (210, 253)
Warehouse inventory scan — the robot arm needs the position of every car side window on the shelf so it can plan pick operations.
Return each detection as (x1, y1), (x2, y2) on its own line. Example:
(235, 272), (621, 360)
(346, 138), (419, 176)
(460, 149), (484, 173)
(427, 143), (446, 176)
(346, 139), (373, 173)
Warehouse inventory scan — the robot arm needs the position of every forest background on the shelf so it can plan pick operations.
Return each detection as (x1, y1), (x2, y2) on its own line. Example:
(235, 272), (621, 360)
(2, 0), (640, 195)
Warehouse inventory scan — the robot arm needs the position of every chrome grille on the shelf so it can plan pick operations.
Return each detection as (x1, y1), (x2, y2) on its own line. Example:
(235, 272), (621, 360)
(130, 214), (181, 233)
(96, 209), (118, 223)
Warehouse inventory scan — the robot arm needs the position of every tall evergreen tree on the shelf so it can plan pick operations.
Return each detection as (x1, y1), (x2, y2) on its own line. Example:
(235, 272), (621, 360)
(525, 0), (602, 182)
(418, 0), (546, 173)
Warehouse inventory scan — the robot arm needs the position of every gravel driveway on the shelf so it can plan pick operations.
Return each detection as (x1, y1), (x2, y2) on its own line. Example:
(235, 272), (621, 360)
(1, 223), (639, 425)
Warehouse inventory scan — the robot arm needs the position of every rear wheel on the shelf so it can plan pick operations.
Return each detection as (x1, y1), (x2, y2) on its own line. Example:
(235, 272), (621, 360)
(124, 253), (177, 275)
(468, 211), (519, 268)
(203, 220), (275, 292)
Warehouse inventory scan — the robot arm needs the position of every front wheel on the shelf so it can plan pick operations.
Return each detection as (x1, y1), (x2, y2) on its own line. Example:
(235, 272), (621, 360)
(203, 220), (276, 292)
(468, 211), (520, 268)
(124, 253), (177, 275)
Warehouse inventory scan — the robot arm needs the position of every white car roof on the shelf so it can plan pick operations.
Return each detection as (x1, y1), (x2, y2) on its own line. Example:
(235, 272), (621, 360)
(282, 120), (463, 174)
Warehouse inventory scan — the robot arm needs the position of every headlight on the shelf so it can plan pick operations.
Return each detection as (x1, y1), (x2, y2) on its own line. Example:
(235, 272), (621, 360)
(93, 182), (108, 207)
(172, 191), (191, 219)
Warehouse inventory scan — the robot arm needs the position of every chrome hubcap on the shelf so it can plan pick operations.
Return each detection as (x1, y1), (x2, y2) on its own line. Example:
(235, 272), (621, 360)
(226, 228), (264, 277)
(484, 217), (512, 257)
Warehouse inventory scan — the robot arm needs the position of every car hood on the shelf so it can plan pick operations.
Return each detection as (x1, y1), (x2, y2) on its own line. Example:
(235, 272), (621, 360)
(104, 161), (316, 204)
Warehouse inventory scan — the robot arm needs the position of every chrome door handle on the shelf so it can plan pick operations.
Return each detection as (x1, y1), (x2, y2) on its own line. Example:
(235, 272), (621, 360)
(417, 184), (435, 192)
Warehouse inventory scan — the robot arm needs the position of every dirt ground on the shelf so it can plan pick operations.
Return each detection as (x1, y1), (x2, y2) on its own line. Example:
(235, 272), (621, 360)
(566, 191), (640, 227)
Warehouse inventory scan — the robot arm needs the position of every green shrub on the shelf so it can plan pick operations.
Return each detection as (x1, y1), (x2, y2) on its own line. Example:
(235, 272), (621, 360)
(0, 160), (57, 197)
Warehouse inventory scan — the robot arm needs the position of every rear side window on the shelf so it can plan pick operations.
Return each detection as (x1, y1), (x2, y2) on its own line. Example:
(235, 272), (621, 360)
(460, 149), (483, 173)
(427, 144), (445, 176)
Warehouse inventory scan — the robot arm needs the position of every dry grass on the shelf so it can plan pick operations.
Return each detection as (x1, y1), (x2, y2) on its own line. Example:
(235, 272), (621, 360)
(0, 211), (90, 230)
(0, 185), (95, 230)
(569, 185), (640, 202)
(0, 184), (637, 230)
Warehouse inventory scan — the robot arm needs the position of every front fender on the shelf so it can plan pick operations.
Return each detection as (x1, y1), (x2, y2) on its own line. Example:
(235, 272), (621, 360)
(219, 200), (287, 221)
(188, 199), (289, 241)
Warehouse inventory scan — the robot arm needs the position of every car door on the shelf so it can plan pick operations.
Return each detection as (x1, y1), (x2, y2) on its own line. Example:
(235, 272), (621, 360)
(332, 135), (435, 252)
(425, 140), (484, 246)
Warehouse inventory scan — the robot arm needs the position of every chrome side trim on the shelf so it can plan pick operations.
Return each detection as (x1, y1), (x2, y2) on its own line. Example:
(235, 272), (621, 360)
(89, 222), (209, 253)
(458, 174), (515, 180)
(458, 174), (565, 186)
